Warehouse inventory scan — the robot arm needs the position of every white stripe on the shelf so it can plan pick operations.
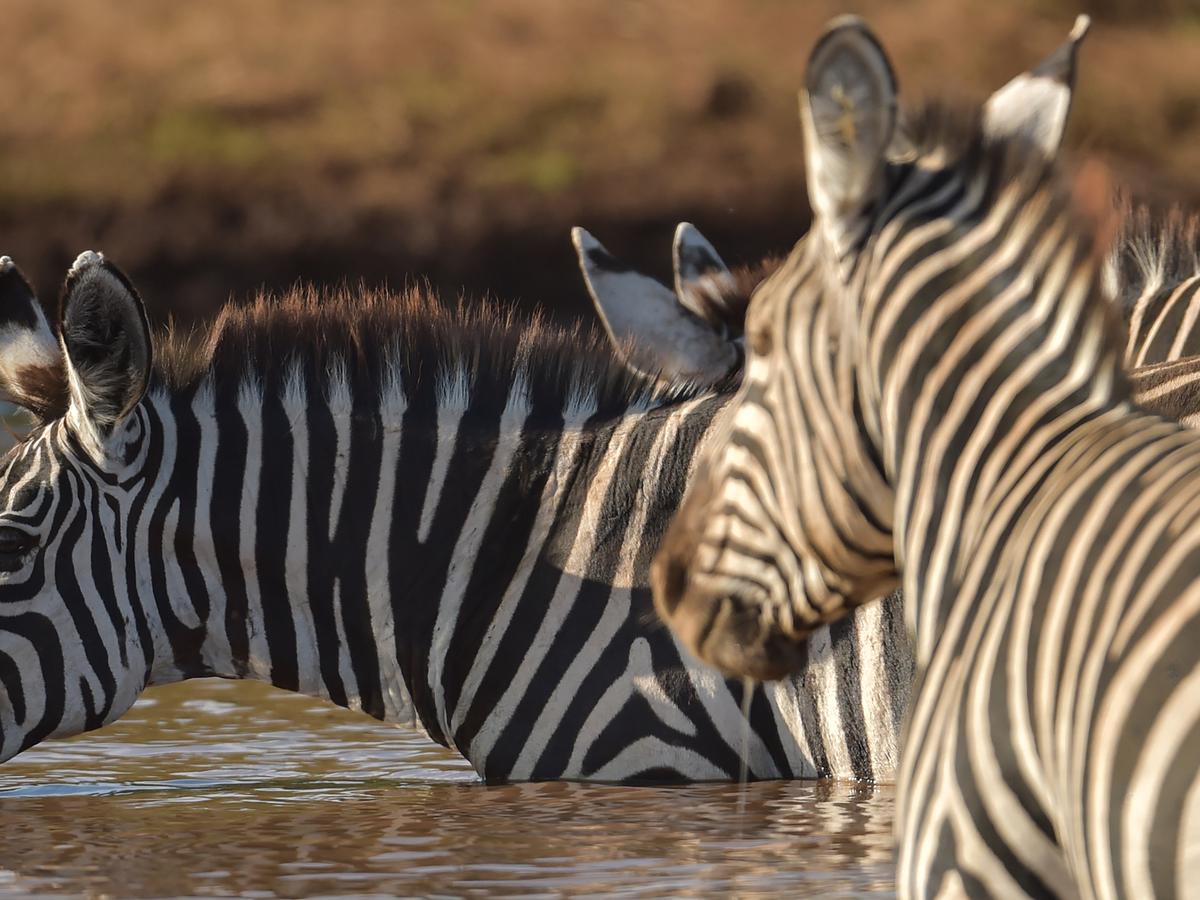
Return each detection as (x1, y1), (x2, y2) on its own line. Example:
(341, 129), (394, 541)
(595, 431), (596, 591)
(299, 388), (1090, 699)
(188, 380), (233, 675)
(236, 379), (272, 680)
(365, 377), (415, 725)
(281, 369), (320, 698)
(325, 368), (359, 701)
(418, 363), (470, 543)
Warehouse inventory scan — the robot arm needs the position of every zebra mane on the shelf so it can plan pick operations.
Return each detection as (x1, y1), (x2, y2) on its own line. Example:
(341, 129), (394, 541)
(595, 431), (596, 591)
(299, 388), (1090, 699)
(691, 257), (783, 339)
(151, 283), (704, 417)
(1103, 199), (1200, 315)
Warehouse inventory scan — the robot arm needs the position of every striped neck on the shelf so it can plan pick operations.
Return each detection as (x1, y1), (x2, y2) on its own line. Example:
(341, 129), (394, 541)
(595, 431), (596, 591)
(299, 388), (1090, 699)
(858, 164), (1131, 657)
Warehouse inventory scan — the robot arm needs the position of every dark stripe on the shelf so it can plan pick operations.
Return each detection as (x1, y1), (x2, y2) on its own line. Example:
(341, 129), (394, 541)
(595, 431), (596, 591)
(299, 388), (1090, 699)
(161, 389), (211, 674)
(142, 400), (206, 677)
(830, 615), (873, 781)
(304, 386), (348, 707)
(1149, 708), (1200, 900)
(211, 385), (251, 675)
(257, 383), (299, 692)
(329, 392), (385, 719)
(57, 469), (117, 728)
(115, 412), (158, 678)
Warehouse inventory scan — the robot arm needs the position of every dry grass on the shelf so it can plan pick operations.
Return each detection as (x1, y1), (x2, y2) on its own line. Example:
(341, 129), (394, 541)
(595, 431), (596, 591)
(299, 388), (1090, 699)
(0, 0), (1196, 322)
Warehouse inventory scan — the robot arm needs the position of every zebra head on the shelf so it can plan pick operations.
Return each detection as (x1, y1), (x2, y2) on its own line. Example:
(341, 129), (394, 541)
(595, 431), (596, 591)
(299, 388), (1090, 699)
(577, 15), (1090, 395)
(0, 251), (155, 761)
(652, 16), (1102, 681)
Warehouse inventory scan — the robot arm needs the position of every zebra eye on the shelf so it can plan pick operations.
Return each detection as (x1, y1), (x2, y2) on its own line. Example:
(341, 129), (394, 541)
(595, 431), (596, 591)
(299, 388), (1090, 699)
(0, 527), (36, 569)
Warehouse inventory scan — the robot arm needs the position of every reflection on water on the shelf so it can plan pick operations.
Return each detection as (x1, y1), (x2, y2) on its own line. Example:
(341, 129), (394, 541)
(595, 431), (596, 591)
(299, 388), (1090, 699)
(0, 680), (895, 897)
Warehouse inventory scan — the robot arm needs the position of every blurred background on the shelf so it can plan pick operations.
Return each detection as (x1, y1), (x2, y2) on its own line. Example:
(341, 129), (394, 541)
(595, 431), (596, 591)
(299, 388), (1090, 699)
(0, 0), (1197, 327)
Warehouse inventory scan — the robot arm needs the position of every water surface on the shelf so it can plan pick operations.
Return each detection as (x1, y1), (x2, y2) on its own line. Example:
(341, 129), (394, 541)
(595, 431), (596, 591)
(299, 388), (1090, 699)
(0, 680), (895, 897)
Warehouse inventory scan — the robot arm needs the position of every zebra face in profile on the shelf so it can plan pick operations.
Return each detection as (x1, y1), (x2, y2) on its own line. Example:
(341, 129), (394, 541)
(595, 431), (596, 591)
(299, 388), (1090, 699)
(651, 237), (900, 681)
(0, 252), (156, 762)
(652, 16), (1096, 680)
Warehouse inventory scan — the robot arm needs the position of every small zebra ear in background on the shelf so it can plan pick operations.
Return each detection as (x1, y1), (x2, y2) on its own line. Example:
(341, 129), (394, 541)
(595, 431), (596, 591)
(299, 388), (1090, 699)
(801, 16), (899, 222)
(572, 227), (738, 386)
(672, 223), (735, 320)
(60, 251), (153, 453)
(982, 14), (1090, 156)
(0, 257), (67, 421)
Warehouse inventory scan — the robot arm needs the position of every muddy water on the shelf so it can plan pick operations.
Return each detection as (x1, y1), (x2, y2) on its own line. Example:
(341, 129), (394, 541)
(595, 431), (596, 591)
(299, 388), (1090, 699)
(0, 680), (895, 898)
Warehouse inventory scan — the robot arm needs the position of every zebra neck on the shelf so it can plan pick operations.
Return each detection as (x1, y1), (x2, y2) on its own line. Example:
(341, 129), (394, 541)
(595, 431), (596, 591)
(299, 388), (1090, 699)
(874, 269), (1130, 660)
(147, 379), (725, 745)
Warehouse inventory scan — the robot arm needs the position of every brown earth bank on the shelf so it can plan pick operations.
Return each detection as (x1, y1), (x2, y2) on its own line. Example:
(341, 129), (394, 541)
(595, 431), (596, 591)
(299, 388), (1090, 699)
(1, 0), (1197, 328)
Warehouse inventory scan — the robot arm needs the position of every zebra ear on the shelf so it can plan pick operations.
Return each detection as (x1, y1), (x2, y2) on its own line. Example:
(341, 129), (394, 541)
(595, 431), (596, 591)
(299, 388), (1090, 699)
(0, 258), (67, 420)
(60, 252), (152, 453)
(801, 16), (898, 223)
(983, 14), (1090, 156)
(672, 223), (736, 320)
(572, 227), (738, 386)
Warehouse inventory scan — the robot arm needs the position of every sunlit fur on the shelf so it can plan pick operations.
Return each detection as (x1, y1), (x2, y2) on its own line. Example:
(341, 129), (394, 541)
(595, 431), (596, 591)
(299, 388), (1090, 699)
(0, 283), (916, 783)
(1112, 201), (1200, 367)
(655, 99), (1200, 896)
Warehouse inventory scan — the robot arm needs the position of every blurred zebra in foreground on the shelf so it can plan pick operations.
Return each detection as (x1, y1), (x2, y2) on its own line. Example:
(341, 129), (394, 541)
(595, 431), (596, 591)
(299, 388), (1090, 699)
(654, 15), (1200, 897)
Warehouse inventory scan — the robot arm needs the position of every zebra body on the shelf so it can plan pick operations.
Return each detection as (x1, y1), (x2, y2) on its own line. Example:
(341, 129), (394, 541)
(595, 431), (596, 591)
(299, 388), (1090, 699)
(655, 17), (1200, 897)
(0, 259), (912, 783)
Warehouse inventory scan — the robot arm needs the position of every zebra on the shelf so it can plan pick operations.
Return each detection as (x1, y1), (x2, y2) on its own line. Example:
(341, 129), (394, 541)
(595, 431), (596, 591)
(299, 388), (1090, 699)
(1112, 202), (1200, 366)
(0, 249), (915, 784)
(653, 15), (1200, 898)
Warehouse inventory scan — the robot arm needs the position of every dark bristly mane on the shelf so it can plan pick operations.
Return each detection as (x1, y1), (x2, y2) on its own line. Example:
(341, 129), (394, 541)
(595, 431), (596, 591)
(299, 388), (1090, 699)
(13, 284), (702, 435)
(152, 284), (692, 416)
(694, 258), (783, 339)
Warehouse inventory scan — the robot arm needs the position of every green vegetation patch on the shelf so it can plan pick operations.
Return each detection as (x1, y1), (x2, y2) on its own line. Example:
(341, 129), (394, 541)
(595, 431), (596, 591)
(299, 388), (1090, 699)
(149, 107), (270, 169)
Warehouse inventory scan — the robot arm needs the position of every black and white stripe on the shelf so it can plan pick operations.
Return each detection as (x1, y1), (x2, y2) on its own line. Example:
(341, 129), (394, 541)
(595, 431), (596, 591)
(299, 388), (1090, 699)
(656, 17), (1200, 896)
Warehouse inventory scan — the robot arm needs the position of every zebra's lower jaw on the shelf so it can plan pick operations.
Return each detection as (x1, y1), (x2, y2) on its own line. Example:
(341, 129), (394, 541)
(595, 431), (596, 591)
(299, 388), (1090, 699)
(701, 619), (811, 683)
